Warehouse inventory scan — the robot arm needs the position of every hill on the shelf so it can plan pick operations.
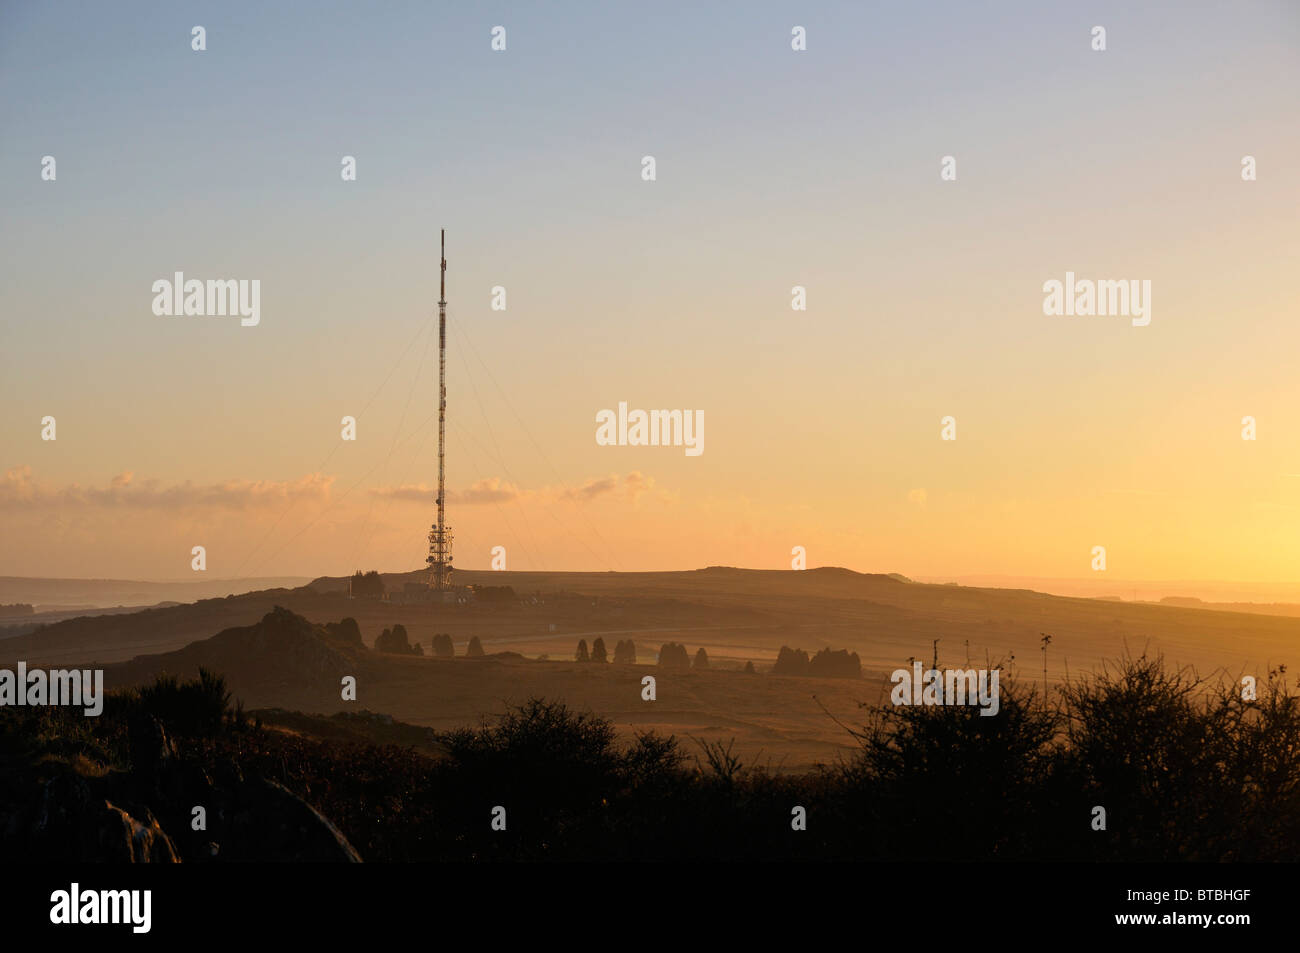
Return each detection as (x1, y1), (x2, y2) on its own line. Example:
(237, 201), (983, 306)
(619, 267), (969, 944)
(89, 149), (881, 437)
(9, 565), (1294, 680)
(8, 567), (1300, 771)
(0, 575), (312, 609)
(91, 606), (869, 772)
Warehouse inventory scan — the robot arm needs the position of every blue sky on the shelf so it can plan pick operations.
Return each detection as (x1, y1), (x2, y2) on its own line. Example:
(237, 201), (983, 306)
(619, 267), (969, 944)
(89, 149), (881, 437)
(2, 2), (1299, 583)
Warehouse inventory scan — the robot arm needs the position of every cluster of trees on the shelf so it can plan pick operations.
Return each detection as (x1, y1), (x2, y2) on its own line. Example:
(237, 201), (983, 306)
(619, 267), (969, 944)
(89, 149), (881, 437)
(566, 638), (865, 675)
(0, 603), (34, 616)
(652, 643), (711, 669)
(657, 643), (690, 669)
(772, 646), (861, 678)
(773, 646), (809, 674)
(574, 638), (608, 662)
(572, 638), (639, 663)
(350, 570), (385, 600)
(372, 628), (485, 658)
(375, 624), (422, 656)
(810, 648), (861, 678)
(570, 639), (711, 669)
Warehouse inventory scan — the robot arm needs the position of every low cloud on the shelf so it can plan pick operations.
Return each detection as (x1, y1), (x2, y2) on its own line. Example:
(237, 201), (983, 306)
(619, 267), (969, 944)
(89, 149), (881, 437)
(1, 465), (669, 517)
(372, 477), (522, 505)
(373, 471), (669, 506)
(1, 466), (335, 510)
(561, 475), (619, 502)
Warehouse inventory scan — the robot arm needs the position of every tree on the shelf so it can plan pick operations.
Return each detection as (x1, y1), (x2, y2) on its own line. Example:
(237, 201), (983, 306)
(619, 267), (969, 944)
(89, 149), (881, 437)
(575, 639), (590, 662)
(432, 633), (455, 658)
(375, 624), (418, 655)
(466, 636), (485, 658)
(591, 637), (608, 663)
(350, 570), (385, 599)
(743, 660), (756, 674)
(808, 647), (861, 678)
(657, 642), (689, 669)
(693, 647), (710, 670)
(773, 646), (810, 676)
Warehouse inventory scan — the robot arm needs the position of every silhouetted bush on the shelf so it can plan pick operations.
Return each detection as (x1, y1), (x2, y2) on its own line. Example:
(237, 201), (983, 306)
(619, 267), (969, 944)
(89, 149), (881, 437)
(1057, 654), (1272, 861)
(575, 639), (589, 662)
(613, 639), (637, 663)
(432, 633), (454, 657)
(133, 667), (231, 737)
(844, 670), (1057, 859)
(465, 636), (485, 658)
(693, 647), (710, 670)
(11, 651), (1300, 863)
(591, 638), (608, 663)
(436, 698), (623, 857)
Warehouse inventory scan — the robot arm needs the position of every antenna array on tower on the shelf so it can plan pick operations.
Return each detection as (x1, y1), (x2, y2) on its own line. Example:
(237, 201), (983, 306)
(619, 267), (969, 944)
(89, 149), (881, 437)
(426, 229), (453, 590)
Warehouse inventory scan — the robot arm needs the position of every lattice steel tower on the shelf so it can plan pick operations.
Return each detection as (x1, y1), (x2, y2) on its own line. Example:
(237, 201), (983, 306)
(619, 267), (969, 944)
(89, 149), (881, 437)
(426, 229), (453, 589)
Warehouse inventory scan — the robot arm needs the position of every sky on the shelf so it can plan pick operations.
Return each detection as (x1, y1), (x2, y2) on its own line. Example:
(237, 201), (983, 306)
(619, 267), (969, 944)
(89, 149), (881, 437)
(2, 1), (1299, 594)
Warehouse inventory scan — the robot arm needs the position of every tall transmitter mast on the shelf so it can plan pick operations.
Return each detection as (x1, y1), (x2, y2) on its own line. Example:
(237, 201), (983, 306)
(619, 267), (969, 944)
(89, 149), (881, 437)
(427, 229), (453, 590)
